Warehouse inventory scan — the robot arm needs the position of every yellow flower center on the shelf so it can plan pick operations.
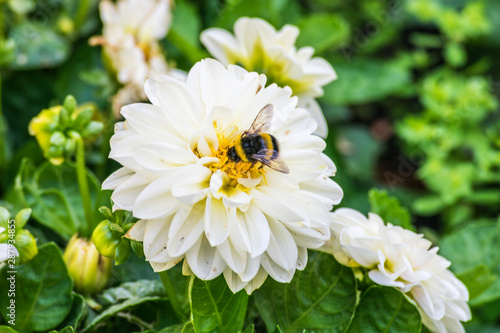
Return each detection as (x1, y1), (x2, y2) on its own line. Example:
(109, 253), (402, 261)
(196, 123), (266, 188)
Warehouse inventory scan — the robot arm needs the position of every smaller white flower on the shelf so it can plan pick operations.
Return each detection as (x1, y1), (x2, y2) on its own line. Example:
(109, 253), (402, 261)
(201, 17), (337, 138)
(323, 208), (471, 333)
(90, 0), (180, 116)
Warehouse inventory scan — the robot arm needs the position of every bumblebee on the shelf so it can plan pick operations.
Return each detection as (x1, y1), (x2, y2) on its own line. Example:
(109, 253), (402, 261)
(227, 104), (290, 174)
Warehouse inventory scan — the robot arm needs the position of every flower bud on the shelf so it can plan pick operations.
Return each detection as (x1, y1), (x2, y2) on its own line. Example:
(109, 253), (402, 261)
(114, 239), (131, 265)
(63, 235), (112, 295)
(92, 220), (122, 258)
(28, 97), (103, 165)
(0, 207), (10, 228)
(63, 95), (77, 113)
(15, 229), (38, 264)
(14, 208), (31, 229)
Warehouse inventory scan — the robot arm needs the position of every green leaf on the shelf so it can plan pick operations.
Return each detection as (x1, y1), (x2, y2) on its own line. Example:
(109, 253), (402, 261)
(470, 279), (500, 307)
(55, 44), (115, 106)
(8, 23), (70, 70)
(189, 275), (249, 333)
(83, 280), (169, 332)
(181, 322), (195, 333)
(0, 114), (12, 181)
(0, 243), (73, 333)
(49, 327), (74, 333)
(253, 251), (357, 332)
(346, 286), (421, 333)
(440, 221), (500, 305)
(113, 251), (157, 282)
(296, 14), (350, 53)
(7, 0), (36, 15)
(55, 292), (87, 330)
(0, 325), (19, 333)
(335, 126), (382, 181)
(168, 0), (207, 64)
(242, 324), (254, 333)
(155, 323), (187, 332)
(368, 189), (413, 230)
(444, 41), (467, 67)
(215, 0), (301, 31)
(412, 195), (445, 216)
(440, 222), (500, 274)
(0, 39), (15, 66)
(456, 265), (496, 305)
(13, 159), (109, 240)
(321, 57), (411, 105)
(97, 280), (166, 305)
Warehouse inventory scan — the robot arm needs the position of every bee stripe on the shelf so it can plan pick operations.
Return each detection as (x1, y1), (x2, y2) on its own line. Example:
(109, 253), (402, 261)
(234, 136), (250, 162)
(260, 133), (274, 158)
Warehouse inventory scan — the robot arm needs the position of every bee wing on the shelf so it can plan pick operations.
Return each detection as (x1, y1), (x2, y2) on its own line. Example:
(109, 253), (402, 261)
(246, 104), (274, 135)
(252, 149), (290, 174)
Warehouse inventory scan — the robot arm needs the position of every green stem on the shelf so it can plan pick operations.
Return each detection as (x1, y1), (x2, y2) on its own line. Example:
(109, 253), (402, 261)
(76, 138), (93, 237)
(159, 270), (186, 322)
(74, 0), (90, 32)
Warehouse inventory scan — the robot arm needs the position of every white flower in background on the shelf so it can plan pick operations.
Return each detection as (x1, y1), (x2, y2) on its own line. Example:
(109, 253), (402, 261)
(201, 17), (337, 138)
(90, 0), (182, 116)
(324, 208), (471, 333)
(103, 59), (343, 294)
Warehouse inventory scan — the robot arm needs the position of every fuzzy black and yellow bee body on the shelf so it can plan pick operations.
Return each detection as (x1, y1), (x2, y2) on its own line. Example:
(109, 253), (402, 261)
(227, 104), (289, 174)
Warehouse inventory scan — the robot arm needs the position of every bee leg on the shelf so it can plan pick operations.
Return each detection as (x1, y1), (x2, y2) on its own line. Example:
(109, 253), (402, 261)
(246, 161), (256, 173)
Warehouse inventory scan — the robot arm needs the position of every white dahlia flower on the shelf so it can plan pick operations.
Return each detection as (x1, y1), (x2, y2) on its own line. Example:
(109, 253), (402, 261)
(201, 17), (337, 138)
(90, 0), (181, 116)
(323, 208), (471, 333)
(103, 59), (343, 294)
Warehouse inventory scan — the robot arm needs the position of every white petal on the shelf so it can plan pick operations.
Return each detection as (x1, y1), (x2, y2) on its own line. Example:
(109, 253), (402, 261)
(266, 218), (298, 271)
(368, 270), (405, 288)
(134, 142), (197, 169)
(102, 167), (134, 190)
(200, 28), (239, 66)
(228, 210), (252, 253)
(125, 219), (148, 241)
(241, 255), (262, 282)
(167, 203), (205, 257)
(186, 236), (226, 280)
(133, 176), (179, 219)
(244, 268), (268, 294)
(145, 74), (202, 129)
(217, 238), (246, 274)
(297, 97), (327, 138)
(253, 188), (307, 223)
(296, 247), (308, 271)
(171, 165), (211, 204)
(210, 170), (252, 207)
(223, 268), (247, 293)
(243, 206), (270, 257)
(121, 103), (184, 146)
(204, 195), (231, 246)
(261, 253), (294, 283)
(197, 59), (232, 114)
(143, 217), (172, 260)
(299, 176), (343, 206)
(411, 284), (446, 320)
(111, 172), (154, 211)
(0, 244), (17, 262)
